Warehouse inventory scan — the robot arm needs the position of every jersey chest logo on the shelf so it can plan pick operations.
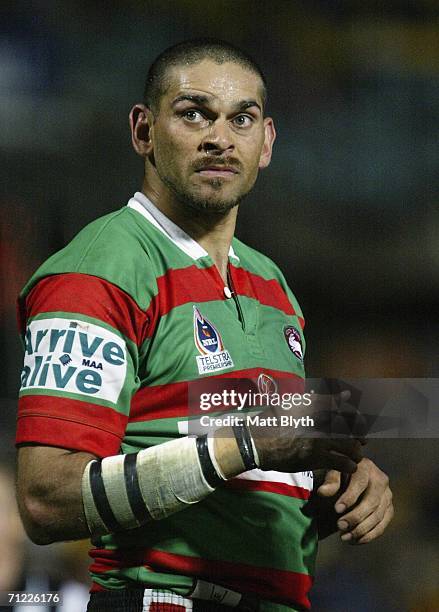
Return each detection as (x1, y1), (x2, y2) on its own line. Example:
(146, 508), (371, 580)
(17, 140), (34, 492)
(193, 306), (234, 374)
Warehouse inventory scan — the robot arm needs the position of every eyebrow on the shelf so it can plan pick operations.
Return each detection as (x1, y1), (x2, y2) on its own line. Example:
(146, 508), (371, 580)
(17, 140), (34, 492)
(172, 94), (262, 114)
(235, 100), (262, 113)
(172, 94), (210, 106)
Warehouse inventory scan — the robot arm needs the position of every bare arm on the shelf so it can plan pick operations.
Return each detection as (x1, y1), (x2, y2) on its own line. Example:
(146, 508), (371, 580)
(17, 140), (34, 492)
(16, 445), (96, 544)
(16, 438), (244, 545)
(16, 397), (363, 545)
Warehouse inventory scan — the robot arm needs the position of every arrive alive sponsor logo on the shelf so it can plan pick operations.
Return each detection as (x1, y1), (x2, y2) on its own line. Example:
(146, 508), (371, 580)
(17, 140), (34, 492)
(20, 317), (127, 403)
(193, 306), (234, 375)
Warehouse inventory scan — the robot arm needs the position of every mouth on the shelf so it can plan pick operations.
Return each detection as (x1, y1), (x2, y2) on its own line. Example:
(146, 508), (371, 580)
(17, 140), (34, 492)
(196, 165), (239, 178)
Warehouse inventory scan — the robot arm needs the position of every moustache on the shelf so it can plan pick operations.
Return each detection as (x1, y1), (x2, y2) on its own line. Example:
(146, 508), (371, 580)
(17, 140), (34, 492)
(192, 157), (242, 173)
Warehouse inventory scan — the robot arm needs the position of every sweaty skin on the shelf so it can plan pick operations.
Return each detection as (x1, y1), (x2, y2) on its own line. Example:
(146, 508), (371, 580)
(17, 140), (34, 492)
(130, 59), (275, 282)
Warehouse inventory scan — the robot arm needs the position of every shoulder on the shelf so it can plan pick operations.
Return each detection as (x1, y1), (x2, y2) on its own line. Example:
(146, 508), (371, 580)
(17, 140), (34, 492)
(21, 206), (158, 310)
(232, 237), (285, 280)
(232, 237), (295, 291)
(232, 237), (305, 323)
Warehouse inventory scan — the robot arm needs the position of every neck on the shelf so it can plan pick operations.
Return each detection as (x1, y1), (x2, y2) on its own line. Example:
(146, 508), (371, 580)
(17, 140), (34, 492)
(141, 176), (237, 283)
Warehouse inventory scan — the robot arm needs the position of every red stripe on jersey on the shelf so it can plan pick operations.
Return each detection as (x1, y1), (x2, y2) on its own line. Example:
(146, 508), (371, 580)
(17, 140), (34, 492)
(22, 273), (149, 345)
(130, 381), (188, 421)
(158, 266), (223, 310)
(89, 548), (144, 570)
(90, 582), (107, 593)
(224, 478), (311, 500)
(229, 265), (301, 320)
(143, 265), (304, 337)
(130, 368), (304, 422)
(16, 395), (127, 456)
(144, 266), (223, 337)
(89, 548), (312, 609)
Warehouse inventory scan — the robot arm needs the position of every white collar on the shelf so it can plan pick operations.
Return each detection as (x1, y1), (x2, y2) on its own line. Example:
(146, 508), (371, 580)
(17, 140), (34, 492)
(127, 191), (239, 262)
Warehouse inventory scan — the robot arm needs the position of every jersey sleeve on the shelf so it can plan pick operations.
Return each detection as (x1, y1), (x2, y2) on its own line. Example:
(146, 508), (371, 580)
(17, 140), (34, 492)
(16, 273), (149, 457)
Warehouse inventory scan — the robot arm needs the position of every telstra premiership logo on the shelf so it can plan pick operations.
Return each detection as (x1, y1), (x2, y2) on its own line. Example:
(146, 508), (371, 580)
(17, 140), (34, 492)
(193, 306), (234, 375)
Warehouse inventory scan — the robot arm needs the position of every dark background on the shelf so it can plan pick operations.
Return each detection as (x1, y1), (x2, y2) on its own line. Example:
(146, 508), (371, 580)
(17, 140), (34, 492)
(1, 1), (438, 610)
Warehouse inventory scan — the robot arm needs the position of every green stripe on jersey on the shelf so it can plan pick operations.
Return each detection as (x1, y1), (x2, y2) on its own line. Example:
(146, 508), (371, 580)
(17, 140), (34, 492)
(18, 387), (123, 412)
(142, 300), (304, 386)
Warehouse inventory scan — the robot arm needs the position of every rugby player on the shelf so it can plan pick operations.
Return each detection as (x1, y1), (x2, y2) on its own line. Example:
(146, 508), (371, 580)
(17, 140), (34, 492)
(16, 39), (393, 611)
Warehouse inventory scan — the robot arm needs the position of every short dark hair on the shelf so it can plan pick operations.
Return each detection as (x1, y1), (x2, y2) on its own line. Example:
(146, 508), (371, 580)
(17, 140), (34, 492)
(144, 38), (267, 114)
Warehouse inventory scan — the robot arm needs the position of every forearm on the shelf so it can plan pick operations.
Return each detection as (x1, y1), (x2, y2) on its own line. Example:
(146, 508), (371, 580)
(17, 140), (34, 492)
(82, 430), (246, 537)
(17, 447), (92, 544)
(18, 419), (363, 545)
(17, 431), (246, 545)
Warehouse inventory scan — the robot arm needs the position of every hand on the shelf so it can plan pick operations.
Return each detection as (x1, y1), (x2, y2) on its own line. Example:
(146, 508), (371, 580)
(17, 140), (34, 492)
(255, 436), (363, 474)
(250, 391), (364, 474)
(317, 458), (394, 544)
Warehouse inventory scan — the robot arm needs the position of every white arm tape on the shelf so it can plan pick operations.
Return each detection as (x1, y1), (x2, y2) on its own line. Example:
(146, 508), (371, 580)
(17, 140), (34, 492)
(207, 435), (227, 481)
(137, 435), (214, 519)
(82, 436), (215, 536)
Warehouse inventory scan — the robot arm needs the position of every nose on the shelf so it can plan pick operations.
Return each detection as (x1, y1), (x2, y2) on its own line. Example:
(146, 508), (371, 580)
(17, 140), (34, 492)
(199, 119), (234, 154)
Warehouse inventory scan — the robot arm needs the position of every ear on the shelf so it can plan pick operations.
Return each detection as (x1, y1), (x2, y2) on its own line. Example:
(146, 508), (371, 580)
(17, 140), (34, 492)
(129, 103), (154, 157)
(258, 117), (276, 169)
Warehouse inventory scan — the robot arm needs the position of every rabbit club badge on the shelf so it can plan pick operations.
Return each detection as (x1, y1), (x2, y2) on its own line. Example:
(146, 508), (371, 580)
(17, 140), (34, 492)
(284, 325), (303, 361)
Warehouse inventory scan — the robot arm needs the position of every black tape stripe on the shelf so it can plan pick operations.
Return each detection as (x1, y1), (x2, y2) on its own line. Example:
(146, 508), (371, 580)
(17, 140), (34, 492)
(232, 423), (258, 471)
(123, 453), (151, 524)
(89, 460), (120, 533)
(196, 435), (223, 488)
(241, 423), (258, 469)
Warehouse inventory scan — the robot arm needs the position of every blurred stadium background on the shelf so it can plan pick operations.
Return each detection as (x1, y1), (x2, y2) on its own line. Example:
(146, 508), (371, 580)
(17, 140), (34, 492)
(1, 1), (438, 610)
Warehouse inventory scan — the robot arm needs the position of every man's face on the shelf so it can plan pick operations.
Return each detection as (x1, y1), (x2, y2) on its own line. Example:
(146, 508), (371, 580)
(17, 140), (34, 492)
(148, 59), (274, 214)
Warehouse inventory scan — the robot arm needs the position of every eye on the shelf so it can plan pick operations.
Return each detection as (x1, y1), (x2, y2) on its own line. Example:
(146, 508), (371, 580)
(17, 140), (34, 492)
(183, 109), (205, 123)
(233, 114), (253, 128)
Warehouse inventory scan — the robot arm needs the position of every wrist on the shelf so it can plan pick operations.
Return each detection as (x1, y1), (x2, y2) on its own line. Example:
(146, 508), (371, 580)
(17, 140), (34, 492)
(232, 422), (259, 471)
(213, 427), (246, 479)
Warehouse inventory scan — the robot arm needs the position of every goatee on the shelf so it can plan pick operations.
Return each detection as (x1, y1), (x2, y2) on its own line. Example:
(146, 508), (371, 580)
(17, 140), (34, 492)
(161, 175), (247, 215)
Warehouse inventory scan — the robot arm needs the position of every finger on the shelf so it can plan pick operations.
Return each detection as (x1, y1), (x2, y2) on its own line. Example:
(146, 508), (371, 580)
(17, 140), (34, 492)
(355, 502), (394, 544)
(338, 486), (392, 532)
(340, 493), (389, 542)
(317, 470), (341, 497)
(334, 458), (371, 513)
(322, 451), (358, 474)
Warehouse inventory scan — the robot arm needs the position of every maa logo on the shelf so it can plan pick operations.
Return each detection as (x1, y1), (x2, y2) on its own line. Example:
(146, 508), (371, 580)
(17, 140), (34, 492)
(82, 359), (103, 370)
(193, 306), (234, 375)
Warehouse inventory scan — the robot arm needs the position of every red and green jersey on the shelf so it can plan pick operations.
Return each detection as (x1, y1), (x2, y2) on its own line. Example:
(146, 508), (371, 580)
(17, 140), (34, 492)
(16, 192), (317, 612)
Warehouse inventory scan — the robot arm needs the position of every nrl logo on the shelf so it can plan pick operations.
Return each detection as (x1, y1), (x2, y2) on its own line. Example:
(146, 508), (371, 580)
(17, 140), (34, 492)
(193, 306), (234, 375)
